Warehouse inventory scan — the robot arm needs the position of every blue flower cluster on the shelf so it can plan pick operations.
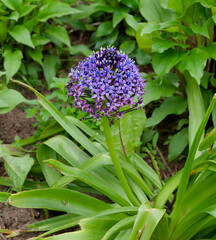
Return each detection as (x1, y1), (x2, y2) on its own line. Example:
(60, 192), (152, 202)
(66, 46), (146, 120)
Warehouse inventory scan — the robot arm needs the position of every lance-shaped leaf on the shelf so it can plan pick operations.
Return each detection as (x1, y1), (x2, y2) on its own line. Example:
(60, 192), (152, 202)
(38, 2), (82, 22)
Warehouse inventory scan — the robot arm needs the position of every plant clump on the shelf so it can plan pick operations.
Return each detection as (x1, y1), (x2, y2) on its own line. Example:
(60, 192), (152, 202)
(66, 46), (146, 120)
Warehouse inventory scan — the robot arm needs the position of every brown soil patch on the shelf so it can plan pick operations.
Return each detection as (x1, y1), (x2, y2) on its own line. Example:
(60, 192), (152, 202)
(0, 203), (45, 240)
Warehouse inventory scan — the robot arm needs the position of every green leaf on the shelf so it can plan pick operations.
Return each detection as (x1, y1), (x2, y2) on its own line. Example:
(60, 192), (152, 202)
(152, 49), (188, 77)
(0, 0), (22, 11)
(44, 135), (89, 167)
(136, 23), (158, 51)
(120, 40), (136, 54)
(32, 34), (50, 46)
(3, 49), (23, 83)
(69, 45), (92, 57)
(8, 25), (34, 48)
(0, 192), (11, 202)
(152, 38), (189, 53)
(37, 144), (61, 187)
(43, 55), (58, 87)
(3, 154), (34, 192)
(200, 0), (215, 7)
(205, 43), (216, 60)
(0, 18), (8, 44)
(168, 127), (188, 162)
(29, 214), (83, 239)
(9, 11), (19, 21)
(177, 48), (209, 85)
(96, 21), (113, 37)
(146, 96), (187, 127)
(20, 4), (36, 17)
(28, 48), (43, 66)
(185, 73), (205, 148)
(111, 110), (146, 155)
(129, 202), (165, 240)
(0, 88), (33, 113)
(9, 189), (113, 215)
(139, 0), (173, 23)
(45, 159), (130, 206)
(45, 216), (119, 240)
(102, 216), (135, 240)
(199, 128), (216, 151)
(38, 2), (82, 22)
(0, 99), (9, 108)
(142, 76), (176, 105)
(159, 0), (197, 16)
(191, 22), (210, 38)
(45, 25), (71, 47)
(135, 49), (151, 65)
(113, 9), (124, 28)
(123, 13), (138, 32)
(27, 213), (78, 231)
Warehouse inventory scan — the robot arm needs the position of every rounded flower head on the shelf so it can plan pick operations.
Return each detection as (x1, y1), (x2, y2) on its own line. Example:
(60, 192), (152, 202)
(66, 46), (146, 120)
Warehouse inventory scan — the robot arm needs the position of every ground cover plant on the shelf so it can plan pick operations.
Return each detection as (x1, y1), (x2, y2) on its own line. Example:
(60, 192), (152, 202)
(0, 0), (216, 239)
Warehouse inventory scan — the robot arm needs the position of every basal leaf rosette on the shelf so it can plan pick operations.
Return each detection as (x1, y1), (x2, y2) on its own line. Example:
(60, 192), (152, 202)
(66, 46), (146, 120)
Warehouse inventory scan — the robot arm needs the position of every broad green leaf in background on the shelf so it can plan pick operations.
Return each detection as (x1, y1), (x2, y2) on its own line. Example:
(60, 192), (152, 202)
(152, 49), (188, 77)
(159, 0), (199, 16)
(8, 11), (19, 21)
(152, 39), (189, 53)
(142, 75), (177, 105)
(45, 25), (71, 47)
(135, 49), (151, 65)
(3, 154), (34, 192)
(0, 0), (22, 11)
(139, 0), (174, 23)
(96, 21), (113, 37)
(32, 34), (50, 46)
(3, 49), (23, 83)
(168, 127), (188, 162)
(123, 13), (138, 32)
(19, 4), (36, 17)
(28, 48), (43, 66)
(113, 8), (124, 28)
(191, 22), (210, 38)
(69, 45), (92, 57)
(43, 55), (59, 87)
(38, 2), (82, 22)
(0, 17), (8, 44)
(120, 40), (136, 54)
(136, 23), (158, 51)
(145, 96), (187, 127)
(0, 88), (33, 114)
(177, 48), (209, 85)
(111, 110), (146, 155)
(8, 25), (34, 48)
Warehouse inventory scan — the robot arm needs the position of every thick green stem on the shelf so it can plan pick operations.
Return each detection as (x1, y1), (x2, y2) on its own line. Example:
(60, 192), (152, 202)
(102, 116), (140, 206)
